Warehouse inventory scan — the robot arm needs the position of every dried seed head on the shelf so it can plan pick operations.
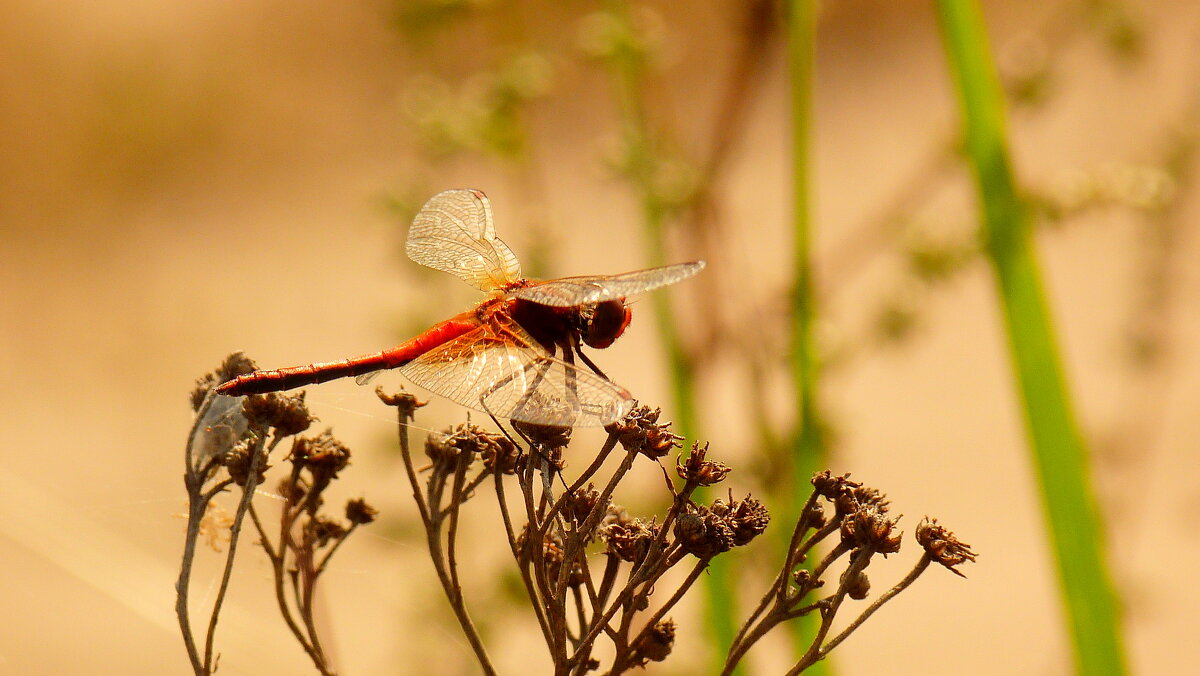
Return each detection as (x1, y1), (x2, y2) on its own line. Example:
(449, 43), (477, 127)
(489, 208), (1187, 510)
(675, 505), (735, 559)
(915, 518), (977, 577)
(309, 517), (347, 548)
(728, 495), (771, 545)
(192, 353), (258, 411)
(845, 570), (871, 600)
(564, 484), (606, 526)
(375, 387), (427, 419)
(850, 484), (890, 512)
(436, 424), (526, 474)
(605, 405), (684, 458)
(345, 498), (378, 525)
(512, 420), (572, 449)
(242, 391), (314, 437)
(480, 435), (520, 474)
(630, 619), (676, 665)
(602, 504), (631, 528)
(810, 470), (851, 499)
(222, 440), (264, 487)
(676, 442), (731, 487)
(290, 430), (351, 478)
(517, 525), (583, 587)
(840, 505), (902, 555)
(424, 430), (460, 470)
(602, 517), (658, 563)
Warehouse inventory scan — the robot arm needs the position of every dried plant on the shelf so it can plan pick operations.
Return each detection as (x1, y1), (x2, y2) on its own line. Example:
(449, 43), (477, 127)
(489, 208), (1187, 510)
(377, 390), (975, 675)
(176, 354), (378, 676)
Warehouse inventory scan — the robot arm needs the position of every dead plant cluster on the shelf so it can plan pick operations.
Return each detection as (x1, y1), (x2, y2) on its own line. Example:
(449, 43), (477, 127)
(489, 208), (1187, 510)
(175, 354), (974, 675)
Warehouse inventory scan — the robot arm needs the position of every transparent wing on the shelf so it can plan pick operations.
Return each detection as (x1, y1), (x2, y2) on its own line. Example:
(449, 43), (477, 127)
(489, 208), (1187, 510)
(406, 189), (523, 291)
(508, 261), (706, 307)
(399, 316), (633, 427)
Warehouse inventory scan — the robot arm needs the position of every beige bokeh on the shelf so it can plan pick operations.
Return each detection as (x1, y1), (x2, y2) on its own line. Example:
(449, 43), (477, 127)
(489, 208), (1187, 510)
(1, 1), (1197, 673)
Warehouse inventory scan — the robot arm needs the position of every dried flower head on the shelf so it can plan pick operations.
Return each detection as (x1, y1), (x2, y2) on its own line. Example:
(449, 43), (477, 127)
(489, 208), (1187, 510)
(629, 619), (676, 665)
(242, 391), (314, 437)
(375, 387), (427, 417)
(915, 518), (977, 577)
(676, 442), (731, 487)
(605, 404), (684, 458)
(345, 498), (378, 525)
(675, 505), (735, 559)
(602, 517), (658, 563)
(840, 504), (902, 555)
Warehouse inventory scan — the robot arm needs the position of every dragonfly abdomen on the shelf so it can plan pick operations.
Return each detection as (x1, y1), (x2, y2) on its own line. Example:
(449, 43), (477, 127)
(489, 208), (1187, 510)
(216, 315), (480, 396)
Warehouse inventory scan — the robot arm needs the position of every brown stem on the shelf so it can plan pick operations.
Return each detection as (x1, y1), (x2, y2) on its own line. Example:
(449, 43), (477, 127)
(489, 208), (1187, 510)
(393, 403), (498, 676)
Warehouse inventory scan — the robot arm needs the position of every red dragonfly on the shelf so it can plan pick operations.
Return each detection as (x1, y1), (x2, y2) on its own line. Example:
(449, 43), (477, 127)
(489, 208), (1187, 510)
(217, 189), (704, 427)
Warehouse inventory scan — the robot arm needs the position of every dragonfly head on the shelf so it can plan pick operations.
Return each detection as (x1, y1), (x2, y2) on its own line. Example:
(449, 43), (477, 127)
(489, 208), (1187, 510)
(580, 299), (632, 349)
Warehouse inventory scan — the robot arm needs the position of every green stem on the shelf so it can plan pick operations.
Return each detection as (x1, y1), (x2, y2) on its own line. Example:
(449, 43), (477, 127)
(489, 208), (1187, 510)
(601, 0), (718, 666)
(935, 3), (1127, 675)
(785, 0), (830, 673)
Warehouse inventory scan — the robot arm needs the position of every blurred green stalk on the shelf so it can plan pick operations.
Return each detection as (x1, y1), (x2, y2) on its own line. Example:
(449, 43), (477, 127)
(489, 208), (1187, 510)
(601, 0), (729, 670)
(935, 3), (1128, 674)
(786, 0), (831, 673)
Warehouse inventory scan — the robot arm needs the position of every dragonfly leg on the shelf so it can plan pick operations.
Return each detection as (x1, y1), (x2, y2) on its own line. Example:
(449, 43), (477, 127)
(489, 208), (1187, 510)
(571, 339), (611, 381)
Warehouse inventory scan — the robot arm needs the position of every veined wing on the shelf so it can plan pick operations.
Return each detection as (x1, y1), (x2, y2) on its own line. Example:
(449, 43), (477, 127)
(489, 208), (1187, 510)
(399, 315), (633, 427)
(406, 189), (523, 291)
(508, 261), (705, 308)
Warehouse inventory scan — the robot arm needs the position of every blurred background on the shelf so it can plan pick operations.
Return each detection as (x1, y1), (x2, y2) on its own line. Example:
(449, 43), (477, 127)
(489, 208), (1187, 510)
(1, 0), (1197, 673)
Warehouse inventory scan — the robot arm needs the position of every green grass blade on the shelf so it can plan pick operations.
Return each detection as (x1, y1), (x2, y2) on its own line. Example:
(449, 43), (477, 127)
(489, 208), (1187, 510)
(785, 0), (832, 674)
(935, 2), (1128, 674)
(599, 0), (732, 668)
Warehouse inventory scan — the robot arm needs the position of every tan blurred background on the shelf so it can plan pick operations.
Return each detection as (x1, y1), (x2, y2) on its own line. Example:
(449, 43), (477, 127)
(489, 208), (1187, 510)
(1, 0), (1198, 673)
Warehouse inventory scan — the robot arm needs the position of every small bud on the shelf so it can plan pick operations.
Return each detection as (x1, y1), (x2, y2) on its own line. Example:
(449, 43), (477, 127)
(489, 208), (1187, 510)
(801, 500), (826, 529)
(792, 568), (824, 592)
(629, 619), (675, 665)
(845, 570), (870, 600)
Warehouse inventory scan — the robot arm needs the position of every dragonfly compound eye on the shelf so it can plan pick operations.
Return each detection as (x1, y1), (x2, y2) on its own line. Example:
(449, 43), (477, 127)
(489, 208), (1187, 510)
(582, 300), (632, 349)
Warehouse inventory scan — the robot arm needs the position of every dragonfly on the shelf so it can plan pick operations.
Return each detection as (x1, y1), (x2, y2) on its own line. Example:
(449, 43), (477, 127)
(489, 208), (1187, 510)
(217, 189), (705, 427)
